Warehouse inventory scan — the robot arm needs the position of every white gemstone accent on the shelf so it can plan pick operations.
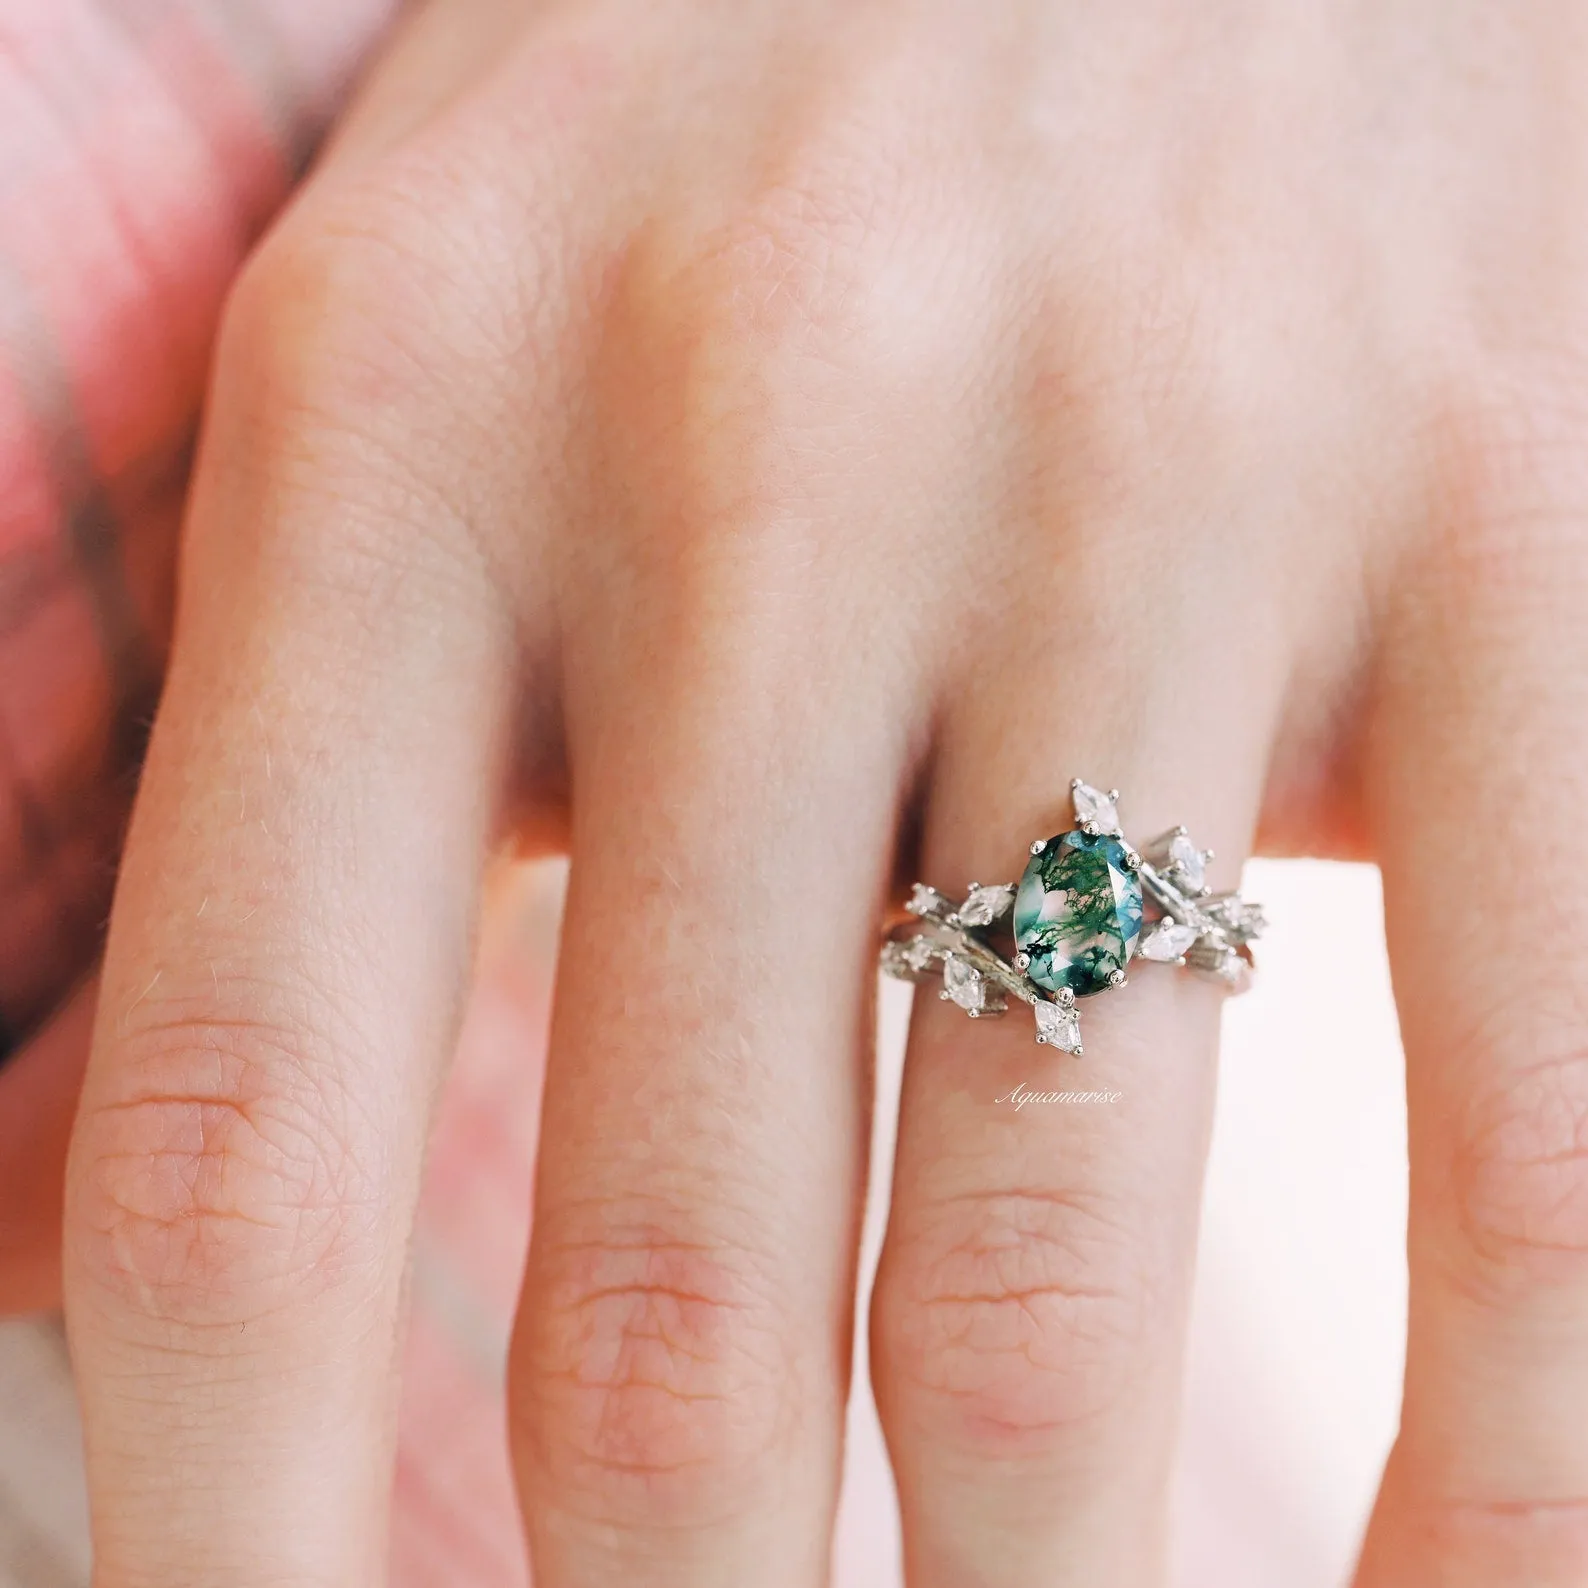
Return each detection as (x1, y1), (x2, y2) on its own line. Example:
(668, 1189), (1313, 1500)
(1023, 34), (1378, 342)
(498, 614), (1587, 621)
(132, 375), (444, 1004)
(958, 883), (1015, 928)
(1205, 893), (1267, 943)
(1167, 832), (1205, 891)
(1033, 999), (1083, 1053)
(881, 938), (934, 977)
(942, 955), (986, 1013)
(1213, 951), (1253, 994)
(1139, 919), (1200, 962)
(1072, 781), (1122, 836)
(907, 883), (947, 917)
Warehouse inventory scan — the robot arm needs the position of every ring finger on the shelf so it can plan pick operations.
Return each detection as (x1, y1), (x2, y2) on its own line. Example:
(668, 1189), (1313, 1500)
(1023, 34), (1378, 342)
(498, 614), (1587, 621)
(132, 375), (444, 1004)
(871, 538), (1282, 1587)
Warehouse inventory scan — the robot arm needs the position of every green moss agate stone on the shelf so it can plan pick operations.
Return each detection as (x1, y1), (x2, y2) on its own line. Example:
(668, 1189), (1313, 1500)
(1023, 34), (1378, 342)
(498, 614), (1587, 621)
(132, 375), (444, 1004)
(1013, 830), (1143, 997)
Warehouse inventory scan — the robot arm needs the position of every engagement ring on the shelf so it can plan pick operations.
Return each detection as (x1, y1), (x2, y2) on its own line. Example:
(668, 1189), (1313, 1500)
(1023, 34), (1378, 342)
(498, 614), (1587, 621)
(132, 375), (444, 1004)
(880, 779), (1266, 1057)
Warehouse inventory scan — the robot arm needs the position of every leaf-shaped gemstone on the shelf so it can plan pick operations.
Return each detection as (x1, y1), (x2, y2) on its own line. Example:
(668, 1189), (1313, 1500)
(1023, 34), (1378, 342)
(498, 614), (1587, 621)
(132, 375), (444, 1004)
(1033, 999), (1083, 1053)
(958, 883), (1015, 927)
(941, 955), (986, 1012)
(1071, 781), (1123, 836)
(1139, 919), (1200, 962)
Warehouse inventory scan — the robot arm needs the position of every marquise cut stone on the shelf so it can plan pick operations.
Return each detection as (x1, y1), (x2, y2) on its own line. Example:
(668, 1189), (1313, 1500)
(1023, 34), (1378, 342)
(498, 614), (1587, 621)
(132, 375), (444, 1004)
(1167, 833), (1205, 891)
(1013, 830), (1143, 997)
(1213, 950), (1253, 994)
(882, 935), (939, 977)
(1033, 999), (1083, 1053)
(958, 883), (1015, 927)
(1139, 919), (1200, 962)
(880, 942), (911, 979)
(1205, 893), (1266, 943)
(942, 954), (986, 1013)
(1071, 781), (1123, 836)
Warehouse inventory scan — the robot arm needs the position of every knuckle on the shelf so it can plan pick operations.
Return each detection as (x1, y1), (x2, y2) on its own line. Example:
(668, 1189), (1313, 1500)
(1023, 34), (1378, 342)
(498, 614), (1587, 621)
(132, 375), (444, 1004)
(874, 1186), (1153, 1453)
(513, 1203), (799, 1523)
(72, 1006), (378, 1328)
(216, 150), (535, 473)
(604, 165), (910, 629)
(693, 179), (882, 350)
(208, 202), (517, 606)
(1373, 1484), (1588, 1579)
(222, 214), (436, 430)
(653, 133), (911, 377)
(1449, 1047), (1588, 1293)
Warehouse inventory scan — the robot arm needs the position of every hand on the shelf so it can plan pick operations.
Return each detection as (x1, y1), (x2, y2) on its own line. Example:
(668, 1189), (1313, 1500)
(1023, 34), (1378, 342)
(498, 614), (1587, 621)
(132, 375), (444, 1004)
(60, 1), (1588, 1583)
(0, 0), (396, 1311)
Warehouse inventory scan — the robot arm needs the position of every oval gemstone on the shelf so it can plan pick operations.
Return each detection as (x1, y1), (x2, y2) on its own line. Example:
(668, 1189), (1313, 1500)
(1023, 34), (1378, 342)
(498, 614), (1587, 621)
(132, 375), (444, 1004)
(1013, 830), (1143, 997)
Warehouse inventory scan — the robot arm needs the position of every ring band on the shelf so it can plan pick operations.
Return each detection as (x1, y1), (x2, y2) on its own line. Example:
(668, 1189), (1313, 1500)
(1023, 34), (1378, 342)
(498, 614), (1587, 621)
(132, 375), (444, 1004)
(880, 779), (1266, 1056)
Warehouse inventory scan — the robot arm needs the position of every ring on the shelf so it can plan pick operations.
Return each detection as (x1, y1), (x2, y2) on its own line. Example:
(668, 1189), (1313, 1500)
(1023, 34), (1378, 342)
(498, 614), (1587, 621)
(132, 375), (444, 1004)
(880, 779), (1267, 1056)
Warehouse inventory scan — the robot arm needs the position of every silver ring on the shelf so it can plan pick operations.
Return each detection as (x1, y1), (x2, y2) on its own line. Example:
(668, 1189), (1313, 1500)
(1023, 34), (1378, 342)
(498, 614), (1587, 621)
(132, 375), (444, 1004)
(880, 779), (1266, 1057)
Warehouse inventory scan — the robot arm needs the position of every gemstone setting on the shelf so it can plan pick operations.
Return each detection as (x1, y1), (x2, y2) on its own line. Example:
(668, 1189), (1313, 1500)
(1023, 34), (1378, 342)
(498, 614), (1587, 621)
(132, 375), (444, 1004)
(1014, 830), (1143, 997)
(1204, 892), (1267, 944)
(956, 882), (1016, 928)
(1138, 917), (1200, 962)
(1033, 998), (1084, 1053)
(881, 935), (940, 979)
(1166, 832), (1207, 892)
(1070, 780), (1123, 836)
(941, 954), (986, 1013)
(882, 778), (1265, 1056)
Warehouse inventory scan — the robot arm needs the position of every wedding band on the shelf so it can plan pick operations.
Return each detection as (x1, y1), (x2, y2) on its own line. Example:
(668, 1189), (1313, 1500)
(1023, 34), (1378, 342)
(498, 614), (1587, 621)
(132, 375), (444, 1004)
(880, 779), (1266, 1056)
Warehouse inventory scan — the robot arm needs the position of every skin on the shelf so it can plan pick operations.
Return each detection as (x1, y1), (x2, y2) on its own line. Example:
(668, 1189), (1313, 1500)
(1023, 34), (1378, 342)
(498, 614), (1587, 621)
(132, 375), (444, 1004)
(8, 0), (1588, 1583)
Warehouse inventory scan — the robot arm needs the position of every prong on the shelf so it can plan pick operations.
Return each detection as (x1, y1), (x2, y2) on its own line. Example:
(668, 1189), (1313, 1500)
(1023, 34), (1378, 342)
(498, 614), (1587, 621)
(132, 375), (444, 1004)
(1176, 824), (1188, 836)
(1030, 838), (1047, 855)
(1080, 819), (1099, 836)
(1203, 848), (1216, 861)
(1108, 788), (1120, 802)
(1070, 777), (1083, 790)
(1035, 1033), (1048, 1046)
(1073, 1045), (1084, 1058)
(1057, 987), (1076, 1006)
(1121, 846), (1141, 870)
(1013, 951), (1031, 972)
(1175, 956), (1188, 967)
(1161, 914), (1176, 928)
(967, 1008), (979, 1018)
(1108, 969), (1127, 987)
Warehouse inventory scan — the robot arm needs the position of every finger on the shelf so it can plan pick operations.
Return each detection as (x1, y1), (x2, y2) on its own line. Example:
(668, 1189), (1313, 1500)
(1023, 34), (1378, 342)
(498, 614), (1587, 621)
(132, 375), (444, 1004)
(507, 344), (912, 1585)
(61, 309), (516, 1584)
(511, 695), (891, 1585)
(1356, 509), (1588, 1584)
(0, 978), (94, 1314)
(871, 562), (1279, 1586)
